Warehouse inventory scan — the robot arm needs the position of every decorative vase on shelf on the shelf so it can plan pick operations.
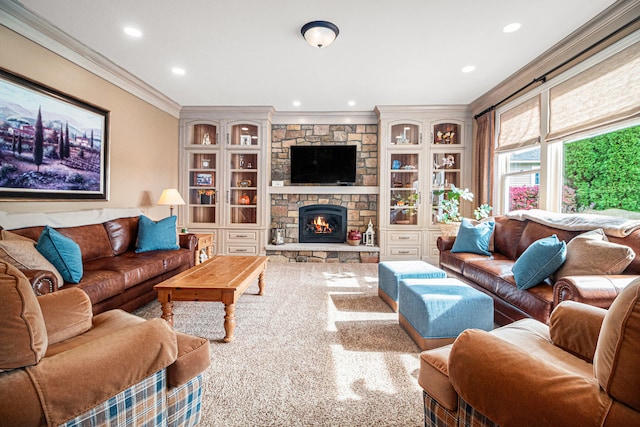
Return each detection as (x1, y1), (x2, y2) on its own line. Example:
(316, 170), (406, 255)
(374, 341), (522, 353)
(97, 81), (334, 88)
(347, 229), (362, 246)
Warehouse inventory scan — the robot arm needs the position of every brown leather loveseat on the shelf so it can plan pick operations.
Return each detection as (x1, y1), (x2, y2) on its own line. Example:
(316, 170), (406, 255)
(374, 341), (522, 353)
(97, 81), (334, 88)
(438, 210), (640, 325)
(1, 210), (196, 314)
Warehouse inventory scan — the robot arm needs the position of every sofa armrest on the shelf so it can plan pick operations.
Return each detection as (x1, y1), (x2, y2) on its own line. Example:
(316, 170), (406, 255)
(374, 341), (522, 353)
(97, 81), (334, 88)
(38, 288), (93, 345)
(179, 233), (198, 251)
(21, 268), (59, 296)
(553, 275), (639, 308)
(26, 318), (178, 427)
(448, 329), (611, 427)
(549, 301), (606, 362)
(436, 236), (455, 252)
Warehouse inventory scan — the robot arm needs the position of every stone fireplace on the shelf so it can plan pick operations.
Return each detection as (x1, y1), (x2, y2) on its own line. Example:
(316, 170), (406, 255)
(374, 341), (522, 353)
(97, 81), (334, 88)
(298, 204), (347, 243)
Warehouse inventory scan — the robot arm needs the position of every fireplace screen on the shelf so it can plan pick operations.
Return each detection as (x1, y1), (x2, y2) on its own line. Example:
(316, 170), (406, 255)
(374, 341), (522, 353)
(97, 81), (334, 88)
(299, 204), (347, 243)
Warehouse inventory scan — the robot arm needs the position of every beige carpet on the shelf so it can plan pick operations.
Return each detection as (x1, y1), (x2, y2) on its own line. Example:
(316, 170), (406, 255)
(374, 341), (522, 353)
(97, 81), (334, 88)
(135, 262), (424, 426)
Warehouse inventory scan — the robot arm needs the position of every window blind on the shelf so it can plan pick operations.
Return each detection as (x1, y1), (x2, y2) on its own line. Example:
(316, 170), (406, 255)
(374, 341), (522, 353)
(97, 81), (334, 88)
(496, 95), (541, 152)
(548, 41), (640, 142)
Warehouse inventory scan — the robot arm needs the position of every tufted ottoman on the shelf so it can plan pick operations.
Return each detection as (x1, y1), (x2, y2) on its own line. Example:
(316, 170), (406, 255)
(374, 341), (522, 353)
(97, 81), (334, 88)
(398, 278), (494, 350)
(378, 260), (446, 312)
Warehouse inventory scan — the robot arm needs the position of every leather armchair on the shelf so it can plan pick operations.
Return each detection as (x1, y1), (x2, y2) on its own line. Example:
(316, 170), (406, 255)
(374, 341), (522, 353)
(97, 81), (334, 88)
(419, 278), (640, 426)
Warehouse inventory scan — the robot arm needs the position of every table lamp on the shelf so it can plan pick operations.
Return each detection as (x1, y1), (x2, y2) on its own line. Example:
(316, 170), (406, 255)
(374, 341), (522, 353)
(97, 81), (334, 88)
(157, 188), (185, 217)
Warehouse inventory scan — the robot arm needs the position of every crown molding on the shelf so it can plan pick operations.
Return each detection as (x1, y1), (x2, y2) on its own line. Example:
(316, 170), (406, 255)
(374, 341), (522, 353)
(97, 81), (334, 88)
(271, 110), (378, 125)
(470, 0), (640, 117)
(0, 0), (181, 117)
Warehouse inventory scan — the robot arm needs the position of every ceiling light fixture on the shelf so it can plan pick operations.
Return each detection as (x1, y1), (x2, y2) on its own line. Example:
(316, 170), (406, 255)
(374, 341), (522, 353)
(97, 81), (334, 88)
(172, 67), (186, 75)
(123, 26), (142, 37)
(301, 21), (339, 48)
(462, 65), (476, 73)
(293, 100), (301, 107)
(503, 23), (521, 33)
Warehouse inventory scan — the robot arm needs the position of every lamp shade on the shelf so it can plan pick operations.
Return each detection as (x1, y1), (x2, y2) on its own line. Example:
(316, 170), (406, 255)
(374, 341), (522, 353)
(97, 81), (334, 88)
(157, 188), (185, 206)
(301, 21), (339, 48)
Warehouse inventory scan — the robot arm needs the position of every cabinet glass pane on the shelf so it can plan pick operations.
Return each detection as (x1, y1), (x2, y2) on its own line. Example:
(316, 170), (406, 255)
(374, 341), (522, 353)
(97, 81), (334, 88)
(390, 123), (420, 145)
(389, 153), (419, 225)
(230, 124), (258, 146)
(191, 124), (217, 146)
(229, 153), (258, 225)
(433, 123), (461, 145)
(188, 152), (217, 224)
(431, 152), (462, 225)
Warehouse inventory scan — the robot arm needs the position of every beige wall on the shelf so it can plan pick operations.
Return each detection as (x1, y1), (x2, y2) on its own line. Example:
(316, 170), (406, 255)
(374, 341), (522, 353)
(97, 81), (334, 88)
(0, 25), (179, 220)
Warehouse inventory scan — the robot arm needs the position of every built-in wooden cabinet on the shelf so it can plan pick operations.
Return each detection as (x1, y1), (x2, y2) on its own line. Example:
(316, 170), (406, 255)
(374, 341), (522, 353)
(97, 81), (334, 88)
(179, 107), (273, 256)
(376, 107), (471, 263)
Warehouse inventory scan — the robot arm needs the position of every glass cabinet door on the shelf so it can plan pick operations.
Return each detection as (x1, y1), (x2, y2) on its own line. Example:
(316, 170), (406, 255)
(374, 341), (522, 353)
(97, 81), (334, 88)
(390, 123), (420, 145)
(228, 152), (258, 224)
(229, 124), (259, 146)
(190, 123), (218, 146)
(389, 153), (420, 226)
(188, 152), (218, 224)
(431, 152), (462, 225)
(432, 122), (461, 145)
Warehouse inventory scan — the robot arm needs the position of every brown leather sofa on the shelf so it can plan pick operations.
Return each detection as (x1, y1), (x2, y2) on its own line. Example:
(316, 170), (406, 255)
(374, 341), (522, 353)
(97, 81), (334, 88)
(418, 278), (640, 427)
(438, 215), (640, 325)
(7, 215), (197, 314)
(0, 261), (210, 426)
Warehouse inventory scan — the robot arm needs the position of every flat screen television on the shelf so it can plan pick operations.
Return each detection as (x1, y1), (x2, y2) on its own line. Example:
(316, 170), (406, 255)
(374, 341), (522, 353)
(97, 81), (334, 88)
(290, 145), (357, 185)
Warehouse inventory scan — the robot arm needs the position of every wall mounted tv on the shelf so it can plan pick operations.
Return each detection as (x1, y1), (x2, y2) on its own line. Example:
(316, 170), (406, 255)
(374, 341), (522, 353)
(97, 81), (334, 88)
(290, 145), (357, 185)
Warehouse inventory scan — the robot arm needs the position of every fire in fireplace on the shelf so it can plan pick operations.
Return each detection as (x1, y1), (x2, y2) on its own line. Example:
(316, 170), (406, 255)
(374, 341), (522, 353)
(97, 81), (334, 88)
(299, 204), (347, 243)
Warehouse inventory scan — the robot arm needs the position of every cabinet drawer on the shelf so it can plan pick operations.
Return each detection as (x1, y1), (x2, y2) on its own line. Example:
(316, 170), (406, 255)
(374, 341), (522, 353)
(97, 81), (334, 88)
(227, 246), (258, 255)
(388, 232), (421, 243)
(226, 231), (258, 241)
(389, 247), (420, 257)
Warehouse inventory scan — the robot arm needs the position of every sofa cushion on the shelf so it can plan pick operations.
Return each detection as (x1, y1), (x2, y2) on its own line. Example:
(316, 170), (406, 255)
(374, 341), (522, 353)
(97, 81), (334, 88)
(135, 215), (179, 253)
(73, 267), (126, 305)
(0, 229), (35, 241)
(56, 224), (114, 263)
(90, 255), (164, 289)
(0, 262), (47, 371)
(451, 218), (494, 256)
(36, 226), (83, 284)
(0, 239), (64, 286)
(512, 235), (566, 290)
(554, 229), (635, 279)
(493, 216), (527, 260)
(103, 217), (139, 256)
(594, 278), (640, 412)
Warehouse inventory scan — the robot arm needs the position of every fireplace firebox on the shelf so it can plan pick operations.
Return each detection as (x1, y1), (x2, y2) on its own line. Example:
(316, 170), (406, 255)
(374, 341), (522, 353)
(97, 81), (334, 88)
(299, 204), (347, 243)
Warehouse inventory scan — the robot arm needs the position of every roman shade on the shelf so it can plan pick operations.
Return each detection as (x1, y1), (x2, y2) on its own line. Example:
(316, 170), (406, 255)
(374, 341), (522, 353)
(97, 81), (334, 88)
(547, 40), (640, 142)
(496, 95), (541, 152)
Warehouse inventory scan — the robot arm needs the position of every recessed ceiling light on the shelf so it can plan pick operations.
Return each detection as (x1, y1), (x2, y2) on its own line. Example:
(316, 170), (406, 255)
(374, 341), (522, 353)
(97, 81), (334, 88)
(123, 26), (142, 37)
(348, 100), (356, 107)
(172, 67), (186, 75)
(503, 23), (521, 33)
(462, 65), (476, 73)
(293, 100), (301, 107)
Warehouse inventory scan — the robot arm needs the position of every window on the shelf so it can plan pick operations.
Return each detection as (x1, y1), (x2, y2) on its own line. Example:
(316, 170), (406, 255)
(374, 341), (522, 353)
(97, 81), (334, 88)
(497, 147), (540, 212)
(563, 124), (640, 213)
(494, 34), (640, 216)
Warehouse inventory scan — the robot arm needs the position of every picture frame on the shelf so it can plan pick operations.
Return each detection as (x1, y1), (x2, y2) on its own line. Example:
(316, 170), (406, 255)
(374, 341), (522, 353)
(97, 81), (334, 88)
(0, 68), (109, 200)
(195, 173), (213, 186)
(240, 135), (252, 145)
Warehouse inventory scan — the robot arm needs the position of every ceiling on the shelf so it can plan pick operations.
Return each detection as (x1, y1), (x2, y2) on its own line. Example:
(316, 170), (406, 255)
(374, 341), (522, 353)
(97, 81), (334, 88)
(15, 0), (618, 112)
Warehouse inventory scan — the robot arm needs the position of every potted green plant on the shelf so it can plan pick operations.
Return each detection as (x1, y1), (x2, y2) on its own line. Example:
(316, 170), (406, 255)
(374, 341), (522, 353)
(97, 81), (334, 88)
(434, 184), (492, 236)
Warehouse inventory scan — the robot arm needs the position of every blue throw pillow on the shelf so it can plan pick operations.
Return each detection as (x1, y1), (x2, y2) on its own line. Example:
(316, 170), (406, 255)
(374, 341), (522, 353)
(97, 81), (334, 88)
(135, 215), (179, 253)
(36, 226), (83, 284)
(512, 234), (567, 290)
(451, 218), (495, 256)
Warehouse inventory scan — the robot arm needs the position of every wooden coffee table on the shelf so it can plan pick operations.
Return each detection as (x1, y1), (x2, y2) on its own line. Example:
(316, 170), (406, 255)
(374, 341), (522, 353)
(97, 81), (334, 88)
(154, 255), (268, 342)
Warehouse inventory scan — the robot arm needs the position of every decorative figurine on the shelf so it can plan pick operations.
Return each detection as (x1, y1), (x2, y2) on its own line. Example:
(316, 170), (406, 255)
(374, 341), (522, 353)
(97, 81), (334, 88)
(363, 220), (375, 247)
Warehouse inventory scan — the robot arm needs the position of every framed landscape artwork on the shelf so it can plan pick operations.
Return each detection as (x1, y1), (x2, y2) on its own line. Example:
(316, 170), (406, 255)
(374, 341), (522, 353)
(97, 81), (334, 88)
(0, 68), (109, 200)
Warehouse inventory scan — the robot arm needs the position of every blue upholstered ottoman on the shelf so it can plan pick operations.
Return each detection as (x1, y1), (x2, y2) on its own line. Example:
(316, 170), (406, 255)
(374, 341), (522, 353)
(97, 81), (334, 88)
(378, 260), (446, 312)
(398, 278), (493, 350)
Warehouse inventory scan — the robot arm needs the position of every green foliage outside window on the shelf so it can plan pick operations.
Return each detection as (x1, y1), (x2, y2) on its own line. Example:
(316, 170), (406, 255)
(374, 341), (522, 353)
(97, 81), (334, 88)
(563, 125), (640, 213)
